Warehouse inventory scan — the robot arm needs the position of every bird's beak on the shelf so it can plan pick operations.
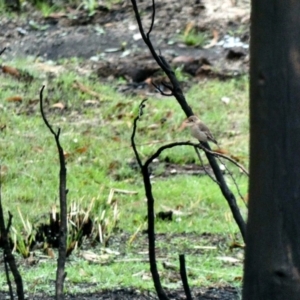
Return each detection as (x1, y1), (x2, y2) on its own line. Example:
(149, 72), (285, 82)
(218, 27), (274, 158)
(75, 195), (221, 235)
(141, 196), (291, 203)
(178, 119), (191, 131)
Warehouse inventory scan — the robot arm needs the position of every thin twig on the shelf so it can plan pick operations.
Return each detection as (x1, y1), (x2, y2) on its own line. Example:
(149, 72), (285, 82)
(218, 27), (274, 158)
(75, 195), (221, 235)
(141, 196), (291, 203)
(198, 144), (249, 176)
(6, 211), (12, 232)
(151, 81), (173, 96)
(0, 48), (6, 55)
(131, 0), (168, 75)
(0, 167), (24, 300)
(194, 146), (220, 185)
(143, 140), (248, 175)
(147, 0), (155, 38)
(39, 86), (60, 137)
(3, 212), (13, 300)
(131, 99), (147, 169)
(216, 157), (248, 207)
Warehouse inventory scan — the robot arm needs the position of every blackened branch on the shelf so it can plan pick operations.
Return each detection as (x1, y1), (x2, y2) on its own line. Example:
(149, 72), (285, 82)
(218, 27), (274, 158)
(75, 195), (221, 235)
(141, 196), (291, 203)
(151, 81), (173, 96)
(0, 167), (24, 300)
(131, 99), (248, 299)
(0, 48), (6, 55)
(147, 0), (156, 37)
(215, 157), (248, 207)
(0, 46), (24, 300)
(179, 254), (192, 300)
(198, 144), (249, 176)
(131, 0), (163, 68)
(6, 211), (12, 232)
(4, 254), (13, 300)
(194, 146), (220, 185)
(131, 98), (148, 169)
(144, 141), (248, 176)
(39, 86), (67, 300)
(131, 100), (168, 300)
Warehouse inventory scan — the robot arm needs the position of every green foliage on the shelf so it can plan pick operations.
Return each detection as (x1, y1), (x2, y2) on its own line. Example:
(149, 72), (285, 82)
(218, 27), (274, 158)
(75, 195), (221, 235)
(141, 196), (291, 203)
(35, 0), (58, 17)
(180, 29), (208, 47)
(77, 0), (97, 16)
(174, 66), (190, 82)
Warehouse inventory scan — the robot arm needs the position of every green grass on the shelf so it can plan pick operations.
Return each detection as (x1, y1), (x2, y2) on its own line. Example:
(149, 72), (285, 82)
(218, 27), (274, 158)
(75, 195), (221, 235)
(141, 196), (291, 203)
(179, 29), (208, 47)
(0, 0), (124, 15)
(12, 247), (243, 294)
(0, 56), (248, 294)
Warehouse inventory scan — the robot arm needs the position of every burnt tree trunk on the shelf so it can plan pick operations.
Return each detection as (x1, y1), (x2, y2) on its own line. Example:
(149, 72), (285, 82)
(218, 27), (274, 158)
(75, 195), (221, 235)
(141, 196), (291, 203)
(243, 1), (300, 299)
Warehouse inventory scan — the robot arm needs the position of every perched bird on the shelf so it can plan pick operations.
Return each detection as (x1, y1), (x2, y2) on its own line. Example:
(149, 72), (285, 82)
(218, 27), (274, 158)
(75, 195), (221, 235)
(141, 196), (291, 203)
(183, 115), (218, 145)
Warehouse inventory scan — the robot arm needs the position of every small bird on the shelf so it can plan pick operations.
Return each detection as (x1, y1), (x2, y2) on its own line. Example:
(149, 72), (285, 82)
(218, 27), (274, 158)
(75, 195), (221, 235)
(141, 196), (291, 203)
(183, 115), (218, 145)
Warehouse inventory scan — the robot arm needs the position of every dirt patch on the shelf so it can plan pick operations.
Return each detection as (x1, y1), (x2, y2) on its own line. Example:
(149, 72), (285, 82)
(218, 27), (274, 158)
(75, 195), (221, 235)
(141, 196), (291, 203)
(0, 232), (243, 299)
(1, 0), (250, 83)
(0, 286), (240, 299)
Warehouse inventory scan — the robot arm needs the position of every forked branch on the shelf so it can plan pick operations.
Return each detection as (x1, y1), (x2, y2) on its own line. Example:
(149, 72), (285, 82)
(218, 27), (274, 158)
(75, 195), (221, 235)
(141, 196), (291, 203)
(131, 100), (248, 299)
(131, 101), (169, 300)
(130, 0), (246, 241)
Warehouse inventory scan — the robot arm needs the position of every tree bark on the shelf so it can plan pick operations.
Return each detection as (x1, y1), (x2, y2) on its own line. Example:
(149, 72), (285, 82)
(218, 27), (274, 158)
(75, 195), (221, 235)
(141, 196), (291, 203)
(243, 1), (300, 299)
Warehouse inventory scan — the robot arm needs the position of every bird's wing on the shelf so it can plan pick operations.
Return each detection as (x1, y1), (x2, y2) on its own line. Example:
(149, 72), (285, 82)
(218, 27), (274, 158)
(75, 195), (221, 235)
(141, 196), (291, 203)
(207, 133), (218, 144)
(198, 121), (218, 144)
(197, 121), (210, 132)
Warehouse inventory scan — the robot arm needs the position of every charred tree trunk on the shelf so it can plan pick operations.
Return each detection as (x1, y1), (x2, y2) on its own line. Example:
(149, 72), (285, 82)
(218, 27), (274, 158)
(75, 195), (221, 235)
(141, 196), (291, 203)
(243, 1), (300, 299)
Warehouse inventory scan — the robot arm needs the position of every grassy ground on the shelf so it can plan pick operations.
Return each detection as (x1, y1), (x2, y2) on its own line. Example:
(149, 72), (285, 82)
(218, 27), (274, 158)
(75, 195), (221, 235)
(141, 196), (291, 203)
(0, 56), (248, 295)
(0, 0), (126, 15)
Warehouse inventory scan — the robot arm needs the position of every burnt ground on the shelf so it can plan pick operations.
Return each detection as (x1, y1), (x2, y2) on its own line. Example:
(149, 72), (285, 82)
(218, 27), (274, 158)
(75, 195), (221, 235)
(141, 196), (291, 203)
(0, 0), (250, 85)
(0, 287), (239, 300)
(0, 0), (249, 298)
(0, 231), (244, 299)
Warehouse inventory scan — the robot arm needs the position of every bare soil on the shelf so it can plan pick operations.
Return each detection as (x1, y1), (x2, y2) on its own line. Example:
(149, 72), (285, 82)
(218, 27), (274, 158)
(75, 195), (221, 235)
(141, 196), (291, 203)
(0, 286), (239, 299)
(0, 0), (250, 83)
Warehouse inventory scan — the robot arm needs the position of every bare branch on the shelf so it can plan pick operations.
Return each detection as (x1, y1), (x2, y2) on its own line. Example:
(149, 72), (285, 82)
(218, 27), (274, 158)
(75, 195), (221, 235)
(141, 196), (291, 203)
(130, 0), (246, 241)
(142, 139), (247, 240)
(151, 81), (173, 96)
(216, 157), (248, 207)
(0, 48), (6, 55)
(147, 0), (156, 37)
(131, 99), (148, 169)
(131, 107), (247, 300)
(131, 0), (164, 69)
(39, 86), (67, 300)
(0, 45), (24, 300)
(0, 166), (24, 300)
(161, 81), (174, 92)
(144, 141), (196, 167)
(179, 254), (192, 300)
(4, 255), (13, 300)
(39, 86), (59, 137)
(194, 146), (220, 185)
(131, 99), (168, 300)
(6, 211), (12, 232)
(198, 145), (249, 176)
